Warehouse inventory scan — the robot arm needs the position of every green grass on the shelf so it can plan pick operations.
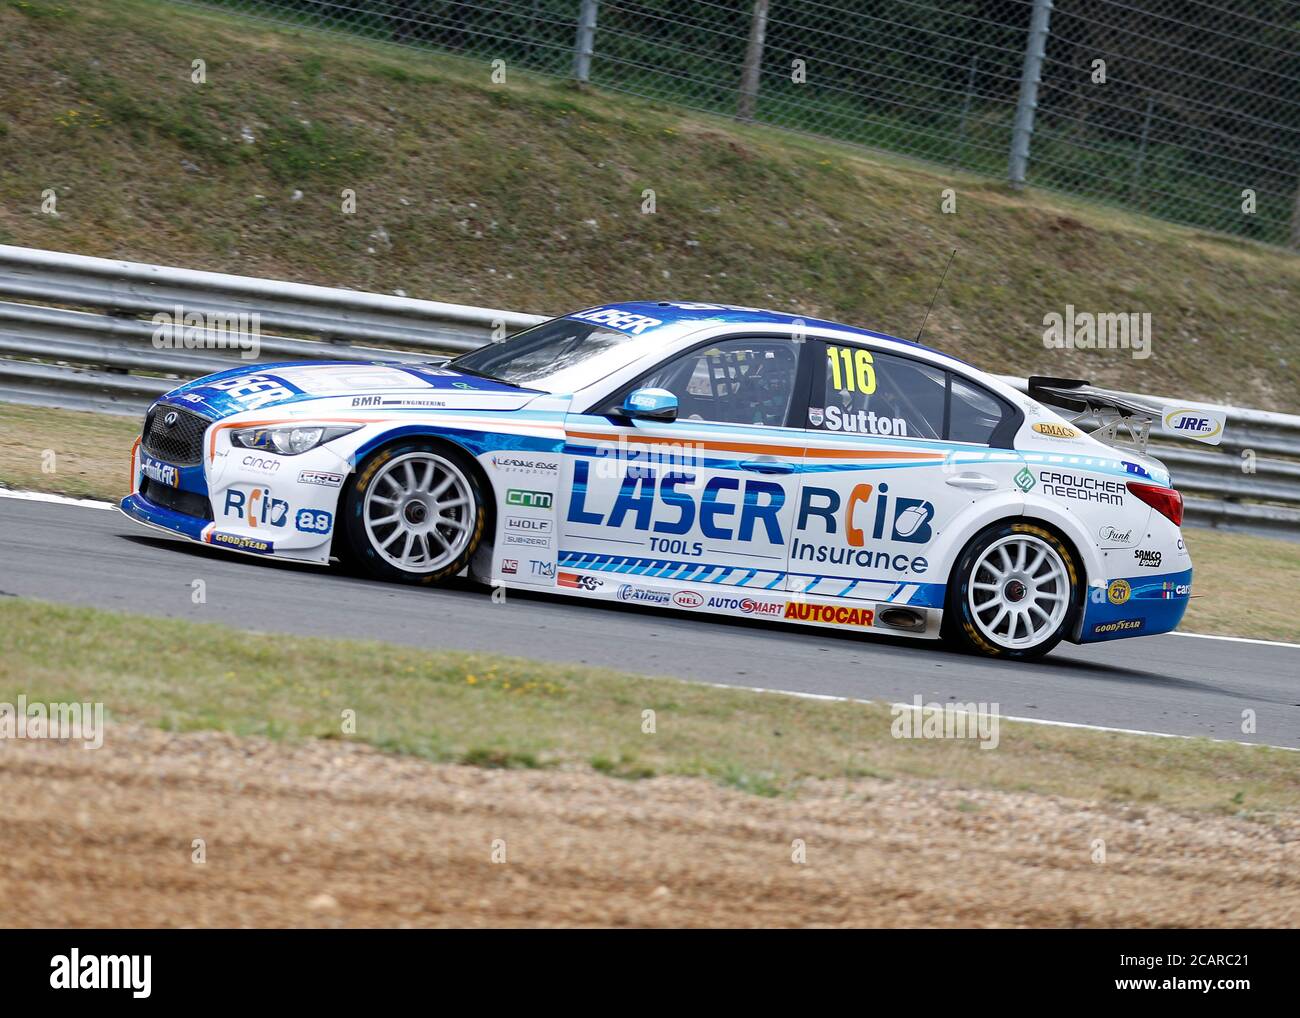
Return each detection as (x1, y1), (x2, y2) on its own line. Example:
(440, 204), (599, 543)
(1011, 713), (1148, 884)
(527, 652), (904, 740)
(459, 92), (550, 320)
(1, 597), (1295, 813)
(0, 0), (1297, 412)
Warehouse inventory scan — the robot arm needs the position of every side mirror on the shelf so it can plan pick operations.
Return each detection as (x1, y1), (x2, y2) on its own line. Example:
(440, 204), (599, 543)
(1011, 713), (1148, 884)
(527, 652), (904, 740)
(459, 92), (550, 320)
(620, 387), (678, 422)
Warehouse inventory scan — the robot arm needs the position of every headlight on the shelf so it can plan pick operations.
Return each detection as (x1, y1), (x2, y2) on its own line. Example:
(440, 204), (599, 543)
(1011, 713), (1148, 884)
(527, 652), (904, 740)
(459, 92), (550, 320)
(229, 425), (358, 456)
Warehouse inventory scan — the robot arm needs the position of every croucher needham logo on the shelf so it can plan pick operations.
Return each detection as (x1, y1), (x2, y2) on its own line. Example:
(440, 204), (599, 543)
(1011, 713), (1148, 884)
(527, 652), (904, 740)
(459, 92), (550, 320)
(50, 949), (151, 998)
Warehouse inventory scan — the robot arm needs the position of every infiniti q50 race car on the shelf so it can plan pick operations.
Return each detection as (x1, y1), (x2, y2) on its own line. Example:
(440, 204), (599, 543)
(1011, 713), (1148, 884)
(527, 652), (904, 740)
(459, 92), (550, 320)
(121, 301), (1199, 660)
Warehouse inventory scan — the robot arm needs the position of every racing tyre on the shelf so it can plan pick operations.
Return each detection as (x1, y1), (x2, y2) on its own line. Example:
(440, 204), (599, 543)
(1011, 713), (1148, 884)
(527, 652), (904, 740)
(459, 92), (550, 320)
(943, 522), (1080, 660)
(342, 441), (486, 585)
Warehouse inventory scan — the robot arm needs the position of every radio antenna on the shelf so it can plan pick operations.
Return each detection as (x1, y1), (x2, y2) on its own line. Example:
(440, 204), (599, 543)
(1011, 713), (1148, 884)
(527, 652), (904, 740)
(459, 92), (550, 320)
(914, 247), (956, 344)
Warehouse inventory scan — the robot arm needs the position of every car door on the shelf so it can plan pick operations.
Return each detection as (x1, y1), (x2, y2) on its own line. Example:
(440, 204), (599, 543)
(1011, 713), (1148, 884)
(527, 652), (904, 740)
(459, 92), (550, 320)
(558, 335), (811, 599)
(791, 339), (1023, 610)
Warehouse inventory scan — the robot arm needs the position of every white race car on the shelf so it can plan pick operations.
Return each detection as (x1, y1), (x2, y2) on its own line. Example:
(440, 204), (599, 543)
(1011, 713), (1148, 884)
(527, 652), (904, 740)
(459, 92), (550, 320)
(122, 302), (1199, 659)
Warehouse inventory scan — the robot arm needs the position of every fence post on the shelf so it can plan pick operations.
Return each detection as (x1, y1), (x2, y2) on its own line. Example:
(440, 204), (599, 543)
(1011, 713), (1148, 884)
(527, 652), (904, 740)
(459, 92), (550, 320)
(736, 0), (770, 122)
(1291, 178), (1300, 249)
(1008, 0), (1053, 189)
(572, 0), (598, 84)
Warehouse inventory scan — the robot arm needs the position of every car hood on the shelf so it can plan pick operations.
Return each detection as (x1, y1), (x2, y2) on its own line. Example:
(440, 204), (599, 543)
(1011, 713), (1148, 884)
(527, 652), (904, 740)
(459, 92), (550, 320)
(157, 361), (544, 420)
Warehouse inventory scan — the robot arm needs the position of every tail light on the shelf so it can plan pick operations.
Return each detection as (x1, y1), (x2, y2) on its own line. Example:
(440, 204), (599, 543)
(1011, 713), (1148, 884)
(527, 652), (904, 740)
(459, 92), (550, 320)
(1127, 481), (1183, 526)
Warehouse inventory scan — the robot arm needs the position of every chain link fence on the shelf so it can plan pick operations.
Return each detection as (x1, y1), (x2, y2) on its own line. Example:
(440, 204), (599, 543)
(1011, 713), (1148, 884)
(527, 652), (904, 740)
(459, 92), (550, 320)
(179, 0), (1300, 248)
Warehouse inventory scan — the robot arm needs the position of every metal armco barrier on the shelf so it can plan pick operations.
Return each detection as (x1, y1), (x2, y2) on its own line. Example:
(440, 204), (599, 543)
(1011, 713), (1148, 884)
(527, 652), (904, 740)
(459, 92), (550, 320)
(0, 244), (1296, 538)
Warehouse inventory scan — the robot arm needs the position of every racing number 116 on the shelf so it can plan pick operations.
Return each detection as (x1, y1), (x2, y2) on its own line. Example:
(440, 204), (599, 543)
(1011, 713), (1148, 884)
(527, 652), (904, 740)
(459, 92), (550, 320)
(827, 346), (876, 395)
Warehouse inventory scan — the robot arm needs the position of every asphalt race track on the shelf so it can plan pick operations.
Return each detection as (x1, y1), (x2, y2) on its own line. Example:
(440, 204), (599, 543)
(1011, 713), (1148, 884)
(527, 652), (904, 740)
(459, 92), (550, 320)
(2, 496), (1297, 749)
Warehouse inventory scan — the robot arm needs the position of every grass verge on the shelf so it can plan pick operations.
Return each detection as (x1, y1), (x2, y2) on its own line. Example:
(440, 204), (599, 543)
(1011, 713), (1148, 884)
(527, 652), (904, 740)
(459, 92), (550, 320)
(0, 597), (1295, 813)
(3, 401), (1297, 642)
(0, 0), (1297, 410)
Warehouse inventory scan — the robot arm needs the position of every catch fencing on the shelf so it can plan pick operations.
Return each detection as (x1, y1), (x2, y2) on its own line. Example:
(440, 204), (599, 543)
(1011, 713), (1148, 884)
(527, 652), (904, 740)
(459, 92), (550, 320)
(177, 0), (1300, 247)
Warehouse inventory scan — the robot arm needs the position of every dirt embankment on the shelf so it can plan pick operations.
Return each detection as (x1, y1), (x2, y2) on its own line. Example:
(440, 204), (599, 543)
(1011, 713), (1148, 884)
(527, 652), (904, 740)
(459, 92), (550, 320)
(1, 724), (1296, 927)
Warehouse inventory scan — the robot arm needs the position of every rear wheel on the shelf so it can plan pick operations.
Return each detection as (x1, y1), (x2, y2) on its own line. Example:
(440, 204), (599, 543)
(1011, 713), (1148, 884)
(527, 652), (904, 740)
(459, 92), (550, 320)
(342, 442), (486, 584)
(944, 522), (1079, 660)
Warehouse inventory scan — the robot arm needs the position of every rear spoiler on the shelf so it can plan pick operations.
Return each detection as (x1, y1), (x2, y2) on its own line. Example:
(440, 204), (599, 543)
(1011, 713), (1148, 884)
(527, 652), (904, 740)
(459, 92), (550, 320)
(1026, 376), (1227, 454)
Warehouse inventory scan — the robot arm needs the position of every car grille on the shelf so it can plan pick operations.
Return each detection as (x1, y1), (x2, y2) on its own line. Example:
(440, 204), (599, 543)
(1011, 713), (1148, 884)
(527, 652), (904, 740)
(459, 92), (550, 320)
(141, 404), (209, 466)
(140, 478), (213, 520)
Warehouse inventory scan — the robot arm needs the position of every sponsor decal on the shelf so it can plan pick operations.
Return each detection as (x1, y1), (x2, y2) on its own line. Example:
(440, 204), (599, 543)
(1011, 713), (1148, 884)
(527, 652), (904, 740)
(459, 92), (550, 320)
(1092, 618), (1144, 635)
(1031, 422), (1079, 439)
(1159, 581), (1190, 598)
(503, 534), (550, 548)
(709, 595), (783, 617)
(507, 488), (553, 509)
(558, 572), (603, 591)
(211, 532), (272, 553)
(1098, 524), (1133, 543)
(821, 405), (908, 437)
(784, 602), (875, 628)
(298, 470), (344, 487)
(223, 487), (288, 528)
(1040, 470), (1125, 505)
(1133, 548), (1162, 568)
(673, 590), (704, 608)
(352, 395), (383, 407)
(140, 453), (179, 487)
(1161, 407), (1226, 445)
(1107, 579), (1131, 605)
(568, 306), (662, 334)
(492, 455), (560, 474)
(618, 585), (671, 604)
(529, 560), (555, 578)
(505, 516), (553, 533)
(241, 454), (281, 475)
(791, 482), (933, 573)
(1014, 466), (1036, 492)
(202, 374), (296, 411)
(807, 407), (824, 427)
(569, 465), (932, 573)
(501, 559), (518, 575)
(294, 509), (333, 534)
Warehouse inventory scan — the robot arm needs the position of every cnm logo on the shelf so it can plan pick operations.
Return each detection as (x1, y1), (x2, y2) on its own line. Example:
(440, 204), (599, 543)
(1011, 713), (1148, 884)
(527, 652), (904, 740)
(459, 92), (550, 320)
(507, 489), (552, 509)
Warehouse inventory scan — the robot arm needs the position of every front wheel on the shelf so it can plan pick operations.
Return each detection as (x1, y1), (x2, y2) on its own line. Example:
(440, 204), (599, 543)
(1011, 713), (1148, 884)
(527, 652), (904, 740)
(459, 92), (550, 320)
(342, 442), (486, 584)
(944, 522), (1080, 660)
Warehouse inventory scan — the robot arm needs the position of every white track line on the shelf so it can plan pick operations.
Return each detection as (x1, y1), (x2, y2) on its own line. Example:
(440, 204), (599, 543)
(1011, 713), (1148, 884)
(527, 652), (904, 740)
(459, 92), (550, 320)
(3, 486), (1298, 658)
(701, 681), (1298, 751)
(0, 487), (115, 510)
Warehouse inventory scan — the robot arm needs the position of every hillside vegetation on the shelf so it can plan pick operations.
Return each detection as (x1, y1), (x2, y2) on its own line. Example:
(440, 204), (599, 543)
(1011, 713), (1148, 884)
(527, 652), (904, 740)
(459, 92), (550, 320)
(1, 0), (1297, 411)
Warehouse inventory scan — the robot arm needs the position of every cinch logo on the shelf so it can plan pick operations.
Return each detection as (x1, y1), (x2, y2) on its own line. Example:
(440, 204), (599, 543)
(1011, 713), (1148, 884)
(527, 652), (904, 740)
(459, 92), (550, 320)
(223, 487), (289, 528)
(784, 602), (875, 627)
(507, 488), (553, 509)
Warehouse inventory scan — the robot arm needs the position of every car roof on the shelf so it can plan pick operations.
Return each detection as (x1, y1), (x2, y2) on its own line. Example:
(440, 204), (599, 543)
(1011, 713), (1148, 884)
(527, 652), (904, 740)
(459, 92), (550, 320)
(567, 301), (965, 363)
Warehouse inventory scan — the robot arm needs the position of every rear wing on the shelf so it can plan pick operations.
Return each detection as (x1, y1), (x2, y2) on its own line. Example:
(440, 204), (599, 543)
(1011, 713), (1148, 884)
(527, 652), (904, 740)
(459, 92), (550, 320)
(1026, 376), (1227, 454)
